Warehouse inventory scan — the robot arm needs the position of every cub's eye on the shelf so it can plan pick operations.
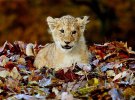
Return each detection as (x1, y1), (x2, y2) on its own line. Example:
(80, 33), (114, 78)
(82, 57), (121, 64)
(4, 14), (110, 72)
(80, 26), (83, 28)
(72, 30), (77, 34)
(60, 29), (64, 33)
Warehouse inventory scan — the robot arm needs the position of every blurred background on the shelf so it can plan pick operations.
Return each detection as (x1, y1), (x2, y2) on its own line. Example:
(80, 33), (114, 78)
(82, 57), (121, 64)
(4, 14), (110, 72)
(0, 0), (135, 49)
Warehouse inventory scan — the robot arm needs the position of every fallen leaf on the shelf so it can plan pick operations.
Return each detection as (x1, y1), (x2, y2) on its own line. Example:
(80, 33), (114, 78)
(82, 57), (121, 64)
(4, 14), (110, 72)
(55, 69), (79, 82)
(106, 70), (115, 77)
(17, 57), (26, 65)
(0, 55), (9, 66)
(10, 67), (22, 80)
(0, 70), (9, 78)
(14, 94), (38, 100)
(38, 78), (52, 87)
(4, 61), (15, 71)
(109, 88), (123, 100)
(61, 92), (74, 100)
(6, 78), (19, 89)
(113, 73), (122, 81)
(0, 89), (3, 93)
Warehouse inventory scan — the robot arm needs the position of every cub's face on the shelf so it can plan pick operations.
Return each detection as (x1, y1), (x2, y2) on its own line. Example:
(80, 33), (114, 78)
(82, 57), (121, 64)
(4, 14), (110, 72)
(47, 15), (89, 52)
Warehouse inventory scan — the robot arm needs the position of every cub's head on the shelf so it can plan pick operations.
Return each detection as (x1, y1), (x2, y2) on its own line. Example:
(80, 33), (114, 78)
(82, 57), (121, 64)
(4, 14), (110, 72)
(47, 15), (89, 52)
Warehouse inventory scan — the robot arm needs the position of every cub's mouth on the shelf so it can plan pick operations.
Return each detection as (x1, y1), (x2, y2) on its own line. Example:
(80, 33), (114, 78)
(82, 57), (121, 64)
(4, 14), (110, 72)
(61, 45), (73, 49)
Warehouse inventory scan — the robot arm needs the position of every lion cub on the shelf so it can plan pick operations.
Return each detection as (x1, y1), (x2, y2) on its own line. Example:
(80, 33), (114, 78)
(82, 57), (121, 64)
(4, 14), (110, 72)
(26, 15), (91, 71)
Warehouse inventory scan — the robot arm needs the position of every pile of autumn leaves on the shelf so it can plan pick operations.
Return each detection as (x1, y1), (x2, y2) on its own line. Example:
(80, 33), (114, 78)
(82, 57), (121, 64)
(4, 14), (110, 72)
(0, 41), (134, 100)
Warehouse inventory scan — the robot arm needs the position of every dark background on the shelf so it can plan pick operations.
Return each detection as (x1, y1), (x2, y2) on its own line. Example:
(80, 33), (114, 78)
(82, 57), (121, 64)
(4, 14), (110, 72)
(0, 0), (135, 49)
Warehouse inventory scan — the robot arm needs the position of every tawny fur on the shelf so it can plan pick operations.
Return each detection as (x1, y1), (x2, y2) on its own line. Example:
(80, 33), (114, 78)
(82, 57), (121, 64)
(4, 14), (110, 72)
(27, 15), (91, 70)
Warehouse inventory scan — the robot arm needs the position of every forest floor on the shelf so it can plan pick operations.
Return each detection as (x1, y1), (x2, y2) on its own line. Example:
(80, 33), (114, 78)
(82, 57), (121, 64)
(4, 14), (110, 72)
(0, 41), (134, 100)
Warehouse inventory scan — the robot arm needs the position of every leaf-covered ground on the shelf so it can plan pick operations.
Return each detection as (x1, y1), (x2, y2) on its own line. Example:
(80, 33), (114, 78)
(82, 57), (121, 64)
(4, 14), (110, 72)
(0, 41), (134, 100)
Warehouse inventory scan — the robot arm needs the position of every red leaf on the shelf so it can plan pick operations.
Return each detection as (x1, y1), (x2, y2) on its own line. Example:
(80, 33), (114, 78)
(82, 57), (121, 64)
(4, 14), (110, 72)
(4, 61), (15, 71)
(10, 42), (21, 54)
(118, 53), (129, 58)
(96, 50), (105, 58)
(55, 69), (79, 82)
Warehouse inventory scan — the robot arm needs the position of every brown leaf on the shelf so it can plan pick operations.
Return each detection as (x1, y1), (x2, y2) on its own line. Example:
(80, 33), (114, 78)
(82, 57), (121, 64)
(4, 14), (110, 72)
(0, 41), (13, 56)
(10, 42), (21, 54)
(46, 92), (56, 99)
(4, 61), (15, 71)
(25, 56), (35, 70)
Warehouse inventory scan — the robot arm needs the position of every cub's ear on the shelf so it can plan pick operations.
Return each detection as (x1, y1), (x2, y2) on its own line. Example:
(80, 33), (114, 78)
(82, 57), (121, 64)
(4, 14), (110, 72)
(46, 16), (56, 31)
(76, 16), (90, 25)
(76, 16), (90, 31)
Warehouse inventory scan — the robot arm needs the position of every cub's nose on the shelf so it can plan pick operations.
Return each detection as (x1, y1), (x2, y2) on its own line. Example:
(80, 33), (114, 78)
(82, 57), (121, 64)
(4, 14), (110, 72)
(64, 41), (70, 44)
